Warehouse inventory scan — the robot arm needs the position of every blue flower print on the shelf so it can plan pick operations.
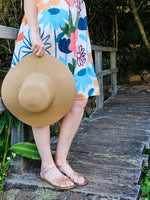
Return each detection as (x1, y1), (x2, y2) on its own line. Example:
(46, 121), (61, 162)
(21, 28), (52, 57)
(11, 50), (22, 68)
(21, 30), (33, 57)
(58, 38), (72, 54)
(39, 8), (69, 31)
(78, 17), (87, 30)
(40, 29), (52, 54)
(74, 67), (94, 93)
(88, 88), (94, 96)
(87, 63), (98, 77)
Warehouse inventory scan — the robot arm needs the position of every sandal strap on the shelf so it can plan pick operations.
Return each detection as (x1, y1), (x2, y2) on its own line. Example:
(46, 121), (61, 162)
(56, 161), (69, 169)
(56, 161), (87, 185)
(69, 171), (84, 180)
(53, 175), (71, 186)
(57, 161), (84, 179)
(43, 164), (55, 174)
(57, 161), (73, 177)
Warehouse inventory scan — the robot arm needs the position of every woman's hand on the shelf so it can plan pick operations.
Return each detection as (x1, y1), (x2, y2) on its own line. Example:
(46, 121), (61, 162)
(30, 30), (46, 57)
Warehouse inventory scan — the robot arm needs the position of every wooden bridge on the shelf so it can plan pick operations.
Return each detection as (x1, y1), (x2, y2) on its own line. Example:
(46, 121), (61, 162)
(4, 87), (150, 200)
(0, 25), (150, 199)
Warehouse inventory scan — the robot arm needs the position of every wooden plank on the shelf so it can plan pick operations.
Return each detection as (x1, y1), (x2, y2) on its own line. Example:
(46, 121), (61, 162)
(10, 122), (25, 174)
(68, 150), (147, 170)
(5, 90), (150, 199)
(96, 68), (118, 77)
(92, 44), (117, 52)
(5, 173), (140, 199)
(0, 25), (19, 40)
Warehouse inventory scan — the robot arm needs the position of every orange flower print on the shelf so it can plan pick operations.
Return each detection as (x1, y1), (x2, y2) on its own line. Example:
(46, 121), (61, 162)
(96, 90), (100, 95)
(21, 15), (28, 26)
(87, 29), (90, 38)
(37, 0), (51, 14)
(50, 0), (60, 6)
(94, 80), (100, 95)
(37, 0), (60, 13)
(94, 79), (99, 87)
(64, 0), (69, 6)
(17, 32), (24, 42)
(88, 52), (93, 63)
(78, 93), (85, 98)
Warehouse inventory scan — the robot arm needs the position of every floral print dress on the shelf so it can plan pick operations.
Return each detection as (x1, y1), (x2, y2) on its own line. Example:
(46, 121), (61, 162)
(11, 0), (100, 99)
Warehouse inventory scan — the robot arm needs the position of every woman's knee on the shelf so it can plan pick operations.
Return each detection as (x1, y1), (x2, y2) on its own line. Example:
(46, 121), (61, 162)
(71, 98), (88, 111)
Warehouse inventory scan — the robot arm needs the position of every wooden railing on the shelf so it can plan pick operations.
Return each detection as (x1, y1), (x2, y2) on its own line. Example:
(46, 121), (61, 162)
(92, 45), (117, 108)
(0, 25), (118, 172)
(0, 25), (18, 40)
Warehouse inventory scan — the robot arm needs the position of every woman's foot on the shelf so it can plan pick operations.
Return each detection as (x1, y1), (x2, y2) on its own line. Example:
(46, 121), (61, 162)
(56, 161), (88, 186)
(40, 163), (76, 189)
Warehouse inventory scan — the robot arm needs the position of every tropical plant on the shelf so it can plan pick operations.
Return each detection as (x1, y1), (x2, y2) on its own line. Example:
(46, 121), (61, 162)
(9, 142), (40, 160)
(0, 110), (19, 195)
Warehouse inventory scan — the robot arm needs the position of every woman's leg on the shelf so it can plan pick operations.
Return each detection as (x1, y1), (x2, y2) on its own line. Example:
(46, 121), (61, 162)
(32, 126), (75, 188)
(55, 97), (88, 185)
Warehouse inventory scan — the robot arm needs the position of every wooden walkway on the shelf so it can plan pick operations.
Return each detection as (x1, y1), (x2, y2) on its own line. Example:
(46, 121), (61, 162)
(6, 88), (150, 200)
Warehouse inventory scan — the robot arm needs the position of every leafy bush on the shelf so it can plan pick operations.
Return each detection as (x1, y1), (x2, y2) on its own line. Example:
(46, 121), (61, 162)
(141, 167), (150, 198)
(141, 149), (150, 199)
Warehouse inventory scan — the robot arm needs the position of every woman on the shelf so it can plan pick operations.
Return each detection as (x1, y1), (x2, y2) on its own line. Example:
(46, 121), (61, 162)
(11, 0), (99, 189)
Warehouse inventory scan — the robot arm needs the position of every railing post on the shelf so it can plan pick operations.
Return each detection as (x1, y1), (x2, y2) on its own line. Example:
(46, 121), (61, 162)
(10, 122), (25, 173)
(95, 51), (103, 109)
(110, 51), (117, 96)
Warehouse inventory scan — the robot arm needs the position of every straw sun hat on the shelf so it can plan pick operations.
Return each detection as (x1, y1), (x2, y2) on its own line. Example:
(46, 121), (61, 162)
(1, 53), (76, 127)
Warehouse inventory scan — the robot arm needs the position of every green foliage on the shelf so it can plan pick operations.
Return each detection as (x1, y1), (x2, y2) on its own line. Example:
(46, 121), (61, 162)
(0, 110), (20, 195)
(0, 152), (16, 196)
(0, 0), (24, 28)
(68, 58), (77, 75)
(0, 110), (20, 161)
(141, 167), (150, 198)
(9, 142), (41, 160)
(50, 121), (61, 137)
(0, 0), (24, 78)
(86, 0), (150, 83)
(141, 149), (150, 199)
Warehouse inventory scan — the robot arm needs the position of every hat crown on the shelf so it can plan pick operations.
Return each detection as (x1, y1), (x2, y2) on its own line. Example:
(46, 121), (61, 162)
(18, 73), (55, 113)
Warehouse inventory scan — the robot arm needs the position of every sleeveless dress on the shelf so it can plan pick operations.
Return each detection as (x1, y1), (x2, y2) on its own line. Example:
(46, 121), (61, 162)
(11, 0), (100, 99)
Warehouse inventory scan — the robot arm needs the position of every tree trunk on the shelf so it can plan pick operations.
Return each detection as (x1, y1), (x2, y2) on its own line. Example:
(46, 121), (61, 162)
(115, 11), (118, 49)
(130, 0), (150, 54)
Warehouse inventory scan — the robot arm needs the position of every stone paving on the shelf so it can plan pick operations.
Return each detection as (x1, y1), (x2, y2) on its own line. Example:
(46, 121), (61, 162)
(1, 87), (150, 200)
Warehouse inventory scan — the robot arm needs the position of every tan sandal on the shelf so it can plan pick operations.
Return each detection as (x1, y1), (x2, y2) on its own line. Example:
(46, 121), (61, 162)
(56, 161), (88, 186)
(40, 164), (77, 190)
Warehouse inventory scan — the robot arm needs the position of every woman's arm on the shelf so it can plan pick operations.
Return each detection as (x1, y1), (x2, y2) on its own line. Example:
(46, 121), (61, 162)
(24, 0), (45, 56)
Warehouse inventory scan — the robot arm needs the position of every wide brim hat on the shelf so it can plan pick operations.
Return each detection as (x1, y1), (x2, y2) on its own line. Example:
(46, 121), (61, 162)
(1, 53), (76, 127)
